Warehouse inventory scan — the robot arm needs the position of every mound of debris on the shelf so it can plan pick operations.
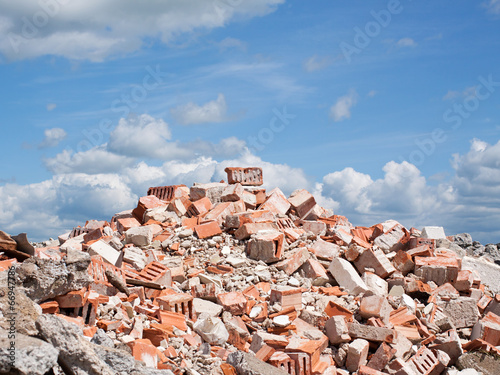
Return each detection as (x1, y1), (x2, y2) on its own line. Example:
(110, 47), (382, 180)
(1, 166), (500, 375)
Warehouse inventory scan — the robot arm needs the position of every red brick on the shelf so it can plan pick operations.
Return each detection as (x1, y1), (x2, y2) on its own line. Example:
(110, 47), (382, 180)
(55, 288), (87, 308)
(217, 292), (248, 315)
(157, 293), (194, 320)
(246, 231), (284, 263)
(116, 216), (141, 233)
(39, 301), (59, 314)
(270, 288), (303, 311)
(156, 310), (187, 331)
(224, 167), (263, 186)
(147, 184), (189, 201)
(234, 222), (279, 240)
(392, 250), (415, 275)
(133, 195), (165, 223)
(301, 259), (329, 286)
(268, 351), (296, 374)
(288, 189), (317, 219)
(259, 188), (291, 215)
(194, 221), (222, 239)
(128, 339), (158, 368)
(275, 247), (310, 275)
(187, 197), (212, 217)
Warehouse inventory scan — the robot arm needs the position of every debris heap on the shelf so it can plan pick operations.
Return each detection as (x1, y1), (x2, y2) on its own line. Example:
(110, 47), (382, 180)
(1, 166), (500, 375)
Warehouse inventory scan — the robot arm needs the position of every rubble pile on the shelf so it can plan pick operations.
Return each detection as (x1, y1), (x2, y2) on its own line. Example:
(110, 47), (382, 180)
(1, 166), (500, 375)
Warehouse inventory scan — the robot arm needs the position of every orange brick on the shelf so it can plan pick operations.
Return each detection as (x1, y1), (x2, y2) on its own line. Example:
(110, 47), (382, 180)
(157, 310), (187, 331)
(187, 197), (212, 217)
(181, 217), (198, 229)
(39, 301), (59, 314)
(142, 327), (170, 346)
(82, 326), (98, 338)
(128, 339), (158, 368)
(324, 301), (353, 321)
(194, 221), (222, 239)
(217, 292), (248, 315)
(270, 288), (303, 311)
(96, 320), (121, 332)
(55, 288), (87, 308)
(220, 363), (238, 375)
(256, 344), (276, 362)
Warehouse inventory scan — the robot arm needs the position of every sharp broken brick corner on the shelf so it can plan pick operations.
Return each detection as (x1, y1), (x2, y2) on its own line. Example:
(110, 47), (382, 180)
(1, 168), (500, 375)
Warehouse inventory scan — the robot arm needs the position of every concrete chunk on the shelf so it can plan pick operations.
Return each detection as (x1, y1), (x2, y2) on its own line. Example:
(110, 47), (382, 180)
(346, 338), (369, 373)
(421, 226), (446, 240)
(228, 351), (289, 375)
(329, 257), (369, 295)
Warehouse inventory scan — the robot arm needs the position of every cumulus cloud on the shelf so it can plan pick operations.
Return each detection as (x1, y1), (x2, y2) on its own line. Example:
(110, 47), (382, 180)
(329, 89), (358, 122)
(38, 127), (67, 148)
(170, 94), (229, 125)
(7, 132), (500, 244)
(44, 147), (135, 175)
(396, 38), (416, 47)
(0, 0), (284, 61)
(0, 174), (137, 239)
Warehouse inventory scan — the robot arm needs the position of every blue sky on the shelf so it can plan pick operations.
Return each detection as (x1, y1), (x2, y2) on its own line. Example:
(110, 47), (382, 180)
(1, 0), (500, 243)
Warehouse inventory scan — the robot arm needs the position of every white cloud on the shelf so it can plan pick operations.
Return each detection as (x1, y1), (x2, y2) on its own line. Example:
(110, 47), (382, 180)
(368, 90), (377, 98)
(170, 93), (229, 125)
(329, 89), (358, 122)
(396, 38), (416, 47)
(0, 0), (284, 61)
(108, 114), (193, 160)
(38, 127), (67, 148)
(303, 55), (331, 72)
(7, 130), (500, 244)
(485, 0), (500, 14)
(219, 37), (247, 51)
(443, 85), (478, 101)
(44, 147), (135, 175)
(0, 174), (137, 240)
(46, 103), (56, 111)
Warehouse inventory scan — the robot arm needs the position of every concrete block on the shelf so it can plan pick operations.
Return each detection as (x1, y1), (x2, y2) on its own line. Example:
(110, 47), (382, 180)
(125, 225), (155, 247)
(359, 294), (392, 324)
(373, 224), (408, 253)
(421, 226), (446, 240)
(301, 259), (329, 286)
(193, 315), (229, 346)
(246, 231), (284, 263)
(363, 272), (388, 296)
(227, 351), (290, 375)
(190, 182), (227, 204)
(328, 257), (369, 295)
(437, 297), (480, 329)
(275, 247), (310, 275)
(310, 239), (340, 261)
(355, 248), (396, 278)
(88, 240), (122, 266)
(346, 338), (369, 373)
(288, 189), (317, 219)
(259, 188), (291, 215)
(348, 323), (394, 342)
(325, 316), (350, 344)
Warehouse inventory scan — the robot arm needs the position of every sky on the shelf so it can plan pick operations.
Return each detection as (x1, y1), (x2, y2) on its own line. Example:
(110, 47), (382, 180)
(1, 0), (500, 243)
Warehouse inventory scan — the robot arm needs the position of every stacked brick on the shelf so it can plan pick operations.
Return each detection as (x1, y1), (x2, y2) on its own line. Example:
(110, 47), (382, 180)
(1, 167), (500, 375)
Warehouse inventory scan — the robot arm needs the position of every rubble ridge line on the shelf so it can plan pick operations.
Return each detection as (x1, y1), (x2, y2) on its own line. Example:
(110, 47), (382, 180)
(0, 171), (499, 375)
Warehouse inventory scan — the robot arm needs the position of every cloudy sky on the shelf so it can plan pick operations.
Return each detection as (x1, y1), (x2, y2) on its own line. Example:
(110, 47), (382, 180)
(1, 0), (500, 243)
